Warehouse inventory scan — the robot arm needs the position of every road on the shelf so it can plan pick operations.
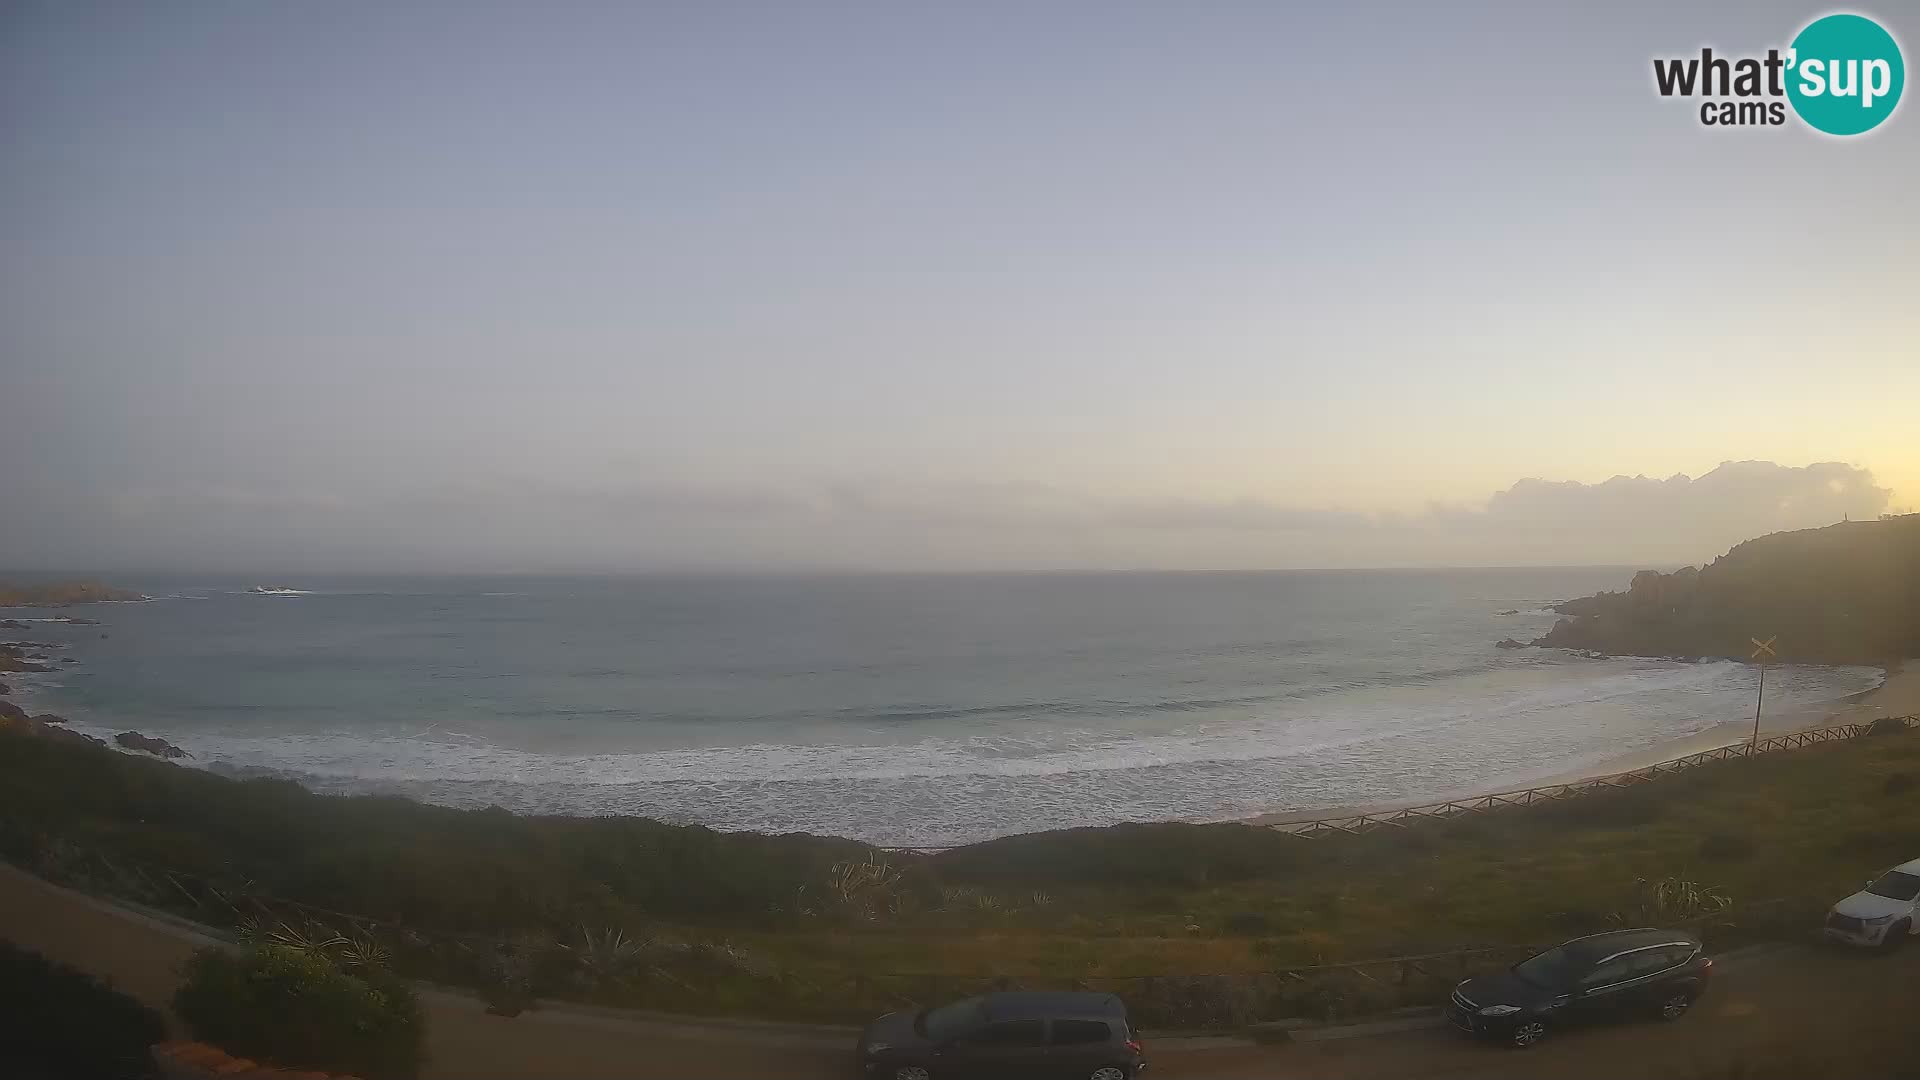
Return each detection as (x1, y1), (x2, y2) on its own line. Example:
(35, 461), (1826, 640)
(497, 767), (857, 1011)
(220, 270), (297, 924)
(3, 862), (1911, 1079)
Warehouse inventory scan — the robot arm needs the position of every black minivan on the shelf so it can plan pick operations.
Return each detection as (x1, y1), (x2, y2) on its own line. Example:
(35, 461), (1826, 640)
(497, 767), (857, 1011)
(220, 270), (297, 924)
(1449, 928), (1712, 1048)
(858, 991), (1145, 1080)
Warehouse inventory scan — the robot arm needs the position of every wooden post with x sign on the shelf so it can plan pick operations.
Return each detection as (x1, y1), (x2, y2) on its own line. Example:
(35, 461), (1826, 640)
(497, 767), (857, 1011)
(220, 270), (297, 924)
(1750, 636), (1777, 748)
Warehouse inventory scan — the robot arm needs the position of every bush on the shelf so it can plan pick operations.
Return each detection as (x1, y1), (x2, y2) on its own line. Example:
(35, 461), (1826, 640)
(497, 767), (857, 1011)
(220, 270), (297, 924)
(0, 941), (166, 1080)
(173, 944), (424, 1080)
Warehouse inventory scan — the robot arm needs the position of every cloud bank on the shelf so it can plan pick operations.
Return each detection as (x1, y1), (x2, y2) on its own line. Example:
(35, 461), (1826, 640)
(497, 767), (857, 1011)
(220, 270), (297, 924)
(0, 460), (1895, 574)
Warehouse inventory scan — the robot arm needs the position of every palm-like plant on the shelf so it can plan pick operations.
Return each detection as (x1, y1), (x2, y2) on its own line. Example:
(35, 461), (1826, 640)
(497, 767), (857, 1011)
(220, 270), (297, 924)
(237, 915), (348, 957)
(827, 855), (904, 920)
(335, 931), (392, 973)
(1612, 876), (1733, 926)
(575, 925), (646, 985)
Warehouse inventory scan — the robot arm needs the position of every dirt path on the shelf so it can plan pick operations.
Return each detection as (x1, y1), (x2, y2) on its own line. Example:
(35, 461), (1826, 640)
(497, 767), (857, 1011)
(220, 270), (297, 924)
(1180, 942), (1917, 1079)
(3, 861), (1912, 1079)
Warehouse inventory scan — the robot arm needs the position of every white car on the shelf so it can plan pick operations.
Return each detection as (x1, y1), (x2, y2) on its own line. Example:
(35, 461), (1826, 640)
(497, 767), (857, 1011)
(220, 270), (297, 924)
(1824, 857), (1920, 948)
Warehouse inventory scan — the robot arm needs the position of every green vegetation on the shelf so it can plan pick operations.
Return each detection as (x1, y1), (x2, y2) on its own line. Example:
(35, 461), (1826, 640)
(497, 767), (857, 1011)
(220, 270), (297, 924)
(174, 943), (425, 1080)
(0, 580), (146, 607)
(0, 940), (167, 1080)
(1538, 514), (1920, 662)
(3, 725), (1918, 1028)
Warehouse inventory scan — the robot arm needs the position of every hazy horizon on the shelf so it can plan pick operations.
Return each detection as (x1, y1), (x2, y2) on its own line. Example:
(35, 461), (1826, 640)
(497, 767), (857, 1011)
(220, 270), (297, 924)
(4, 2), (1915, 575)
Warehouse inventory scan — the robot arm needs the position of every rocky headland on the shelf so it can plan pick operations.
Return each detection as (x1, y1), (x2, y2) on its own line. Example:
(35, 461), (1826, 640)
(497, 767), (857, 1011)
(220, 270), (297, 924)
(0, 581), (146, 606)
(1525, 515), (1920, 665)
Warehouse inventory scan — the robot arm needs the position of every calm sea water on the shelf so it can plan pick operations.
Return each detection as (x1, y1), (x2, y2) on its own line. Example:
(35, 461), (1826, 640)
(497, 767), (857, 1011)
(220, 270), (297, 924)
(2, 570), (1881, 846)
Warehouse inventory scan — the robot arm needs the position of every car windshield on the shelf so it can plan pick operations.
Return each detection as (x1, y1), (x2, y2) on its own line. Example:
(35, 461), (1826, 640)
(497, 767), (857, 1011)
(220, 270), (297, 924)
(1512, 946), (1579, 989)
(1865, 871), (1920, 901)
(918, 998), (985, 1041)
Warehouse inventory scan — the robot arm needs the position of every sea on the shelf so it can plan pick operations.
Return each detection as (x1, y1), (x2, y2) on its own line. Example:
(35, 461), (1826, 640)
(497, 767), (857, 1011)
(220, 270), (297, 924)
(1, 569), (1882, 847)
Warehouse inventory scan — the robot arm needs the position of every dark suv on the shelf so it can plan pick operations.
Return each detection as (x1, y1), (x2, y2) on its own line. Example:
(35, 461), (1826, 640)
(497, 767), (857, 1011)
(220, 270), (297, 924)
(858, 991), (1145, 1080)
(1448, 928), (1711, 1048)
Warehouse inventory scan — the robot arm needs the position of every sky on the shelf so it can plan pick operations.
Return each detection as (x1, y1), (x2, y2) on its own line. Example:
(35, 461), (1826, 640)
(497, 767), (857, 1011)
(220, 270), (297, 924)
(2, 1), (1916, 573)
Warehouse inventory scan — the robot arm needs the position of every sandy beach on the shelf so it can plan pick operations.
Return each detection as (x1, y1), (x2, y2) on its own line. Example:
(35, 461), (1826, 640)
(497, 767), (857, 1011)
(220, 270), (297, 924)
(1245, 659), (1920, 828)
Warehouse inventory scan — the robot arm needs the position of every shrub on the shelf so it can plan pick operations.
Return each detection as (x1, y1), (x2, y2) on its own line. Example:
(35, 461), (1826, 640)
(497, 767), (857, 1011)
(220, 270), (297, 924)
(173, 944), (424, 1080)
(0, 941), (166, 1080)
(1611, 876), (1732, 927)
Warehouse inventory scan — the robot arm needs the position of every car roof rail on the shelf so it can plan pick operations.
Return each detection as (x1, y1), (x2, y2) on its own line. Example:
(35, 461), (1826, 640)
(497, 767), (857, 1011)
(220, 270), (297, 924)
(1560, 926), (1660, 944)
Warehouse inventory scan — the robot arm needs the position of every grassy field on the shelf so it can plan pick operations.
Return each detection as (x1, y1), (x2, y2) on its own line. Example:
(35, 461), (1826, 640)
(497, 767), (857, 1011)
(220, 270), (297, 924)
(2, 724), (1917, 1026)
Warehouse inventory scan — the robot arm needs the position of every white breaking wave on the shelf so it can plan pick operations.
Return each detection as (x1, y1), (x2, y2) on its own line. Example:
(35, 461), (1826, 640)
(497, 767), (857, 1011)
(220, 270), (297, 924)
(46, 659), (1882, 845)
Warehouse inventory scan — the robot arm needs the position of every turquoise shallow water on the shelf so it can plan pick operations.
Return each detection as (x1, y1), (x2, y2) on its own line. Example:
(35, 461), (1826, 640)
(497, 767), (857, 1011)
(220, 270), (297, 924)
(2, 569), (1880, 845)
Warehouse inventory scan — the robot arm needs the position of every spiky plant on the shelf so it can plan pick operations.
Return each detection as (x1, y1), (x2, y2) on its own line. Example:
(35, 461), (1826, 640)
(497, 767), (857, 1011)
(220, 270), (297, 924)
(335, 931), (392, 973)
(238, 915), (347, 958)
(574, 926), (645, 986)
(826, 854), (904, 920)
(1611, 876), (1733, 926)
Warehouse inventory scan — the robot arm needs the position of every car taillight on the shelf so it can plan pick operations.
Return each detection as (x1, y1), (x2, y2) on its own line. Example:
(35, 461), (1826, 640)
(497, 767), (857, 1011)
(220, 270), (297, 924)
(1126, 1040), (1143, 1055)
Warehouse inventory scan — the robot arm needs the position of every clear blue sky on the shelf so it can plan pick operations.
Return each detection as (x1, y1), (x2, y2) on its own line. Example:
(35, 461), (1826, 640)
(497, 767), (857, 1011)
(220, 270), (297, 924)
(2, 1), (1915, 571)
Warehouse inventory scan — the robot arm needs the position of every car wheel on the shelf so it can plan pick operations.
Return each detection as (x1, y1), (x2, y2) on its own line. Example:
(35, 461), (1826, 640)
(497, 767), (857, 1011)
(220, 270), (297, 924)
(891, 1067), (931, 1080)
(1508, 1021), (1547, 1048)
(1658, 991), (1694, 1020)
(1089, 1068), (1130, 1080)
(1884, 919), (1912, 951)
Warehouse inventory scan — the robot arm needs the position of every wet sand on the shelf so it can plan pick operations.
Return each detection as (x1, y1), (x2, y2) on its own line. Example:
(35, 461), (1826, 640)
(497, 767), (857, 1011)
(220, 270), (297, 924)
(1245, 659), (1920, 828)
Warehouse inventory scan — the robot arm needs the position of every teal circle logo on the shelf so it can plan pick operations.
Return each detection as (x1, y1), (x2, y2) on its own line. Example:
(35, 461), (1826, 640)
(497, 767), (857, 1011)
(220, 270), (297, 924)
(1787, 13), (1905, 135)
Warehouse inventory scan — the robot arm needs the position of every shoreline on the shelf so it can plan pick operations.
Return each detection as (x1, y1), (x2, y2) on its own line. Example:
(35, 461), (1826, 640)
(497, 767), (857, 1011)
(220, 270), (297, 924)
(8, 603), (1915, 845)
(1242, 659), (1920, 828)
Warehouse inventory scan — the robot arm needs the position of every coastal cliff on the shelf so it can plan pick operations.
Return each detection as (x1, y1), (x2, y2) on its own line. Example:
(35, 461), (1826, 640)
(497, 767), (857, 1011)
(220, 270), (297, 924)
(0, 581), (145, 607)
(1533, 515), (1920, 664)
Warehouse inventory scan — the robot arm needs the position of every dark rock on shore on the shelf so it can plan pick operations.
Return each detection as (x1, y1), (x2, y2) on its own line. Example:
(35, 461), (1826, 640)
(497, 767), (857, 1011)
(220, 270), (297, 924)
(115, 731), (188, 759)
(1532, 516), (1920, 664)
(0, 707), (102, 747)
(59, 658), (78, 665)
(0, 645), (55, 674)
(0, 620), (25, 630)
(1494, 609), (1520, 616)
(0, 681), (9, 695)
(1495, 638), (1527, 649)
(46, 726), (105, 749)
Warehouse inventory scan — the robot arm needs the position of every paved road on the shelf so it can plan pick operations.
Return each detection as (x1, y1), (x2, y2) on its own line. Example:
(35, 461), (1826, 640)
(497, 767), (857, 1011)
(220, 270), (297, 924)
(3, 863), (1911, 1079)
